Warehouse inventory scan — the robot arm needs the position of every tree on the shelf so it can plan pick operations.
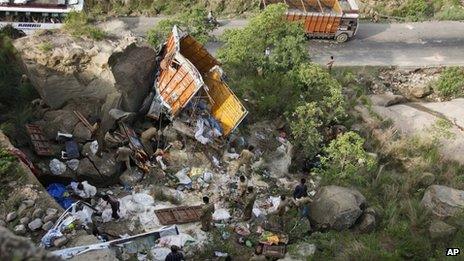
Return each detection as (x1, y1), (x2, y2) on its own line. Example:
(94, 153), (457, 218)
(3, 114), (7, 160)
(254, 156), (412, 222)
(217, 3), (307, 73)
(147, 6), (214, 47)
(293, 63), (346, 123)
(319, 131), (376, 186)
(288, 102), (324, 159)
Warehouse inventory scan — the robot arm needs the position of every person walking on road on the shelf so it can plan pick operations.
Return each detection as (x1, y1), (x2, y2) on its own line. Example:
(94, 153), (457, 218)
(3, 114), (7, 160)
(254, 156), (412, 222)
(326, 56), (335, 72)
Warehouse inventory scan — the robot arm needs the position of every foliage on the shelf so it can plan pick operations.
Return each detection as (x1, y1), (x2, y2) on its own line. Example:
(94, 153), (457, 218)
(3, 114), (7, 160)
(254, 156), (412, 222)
(38, 42), (53, 53)
(147, 6), (215, 48)
(373, 0), (464, 21)
(218, 3), (307, 73)
(64, 12), (107, 40)
(319, 131), (376, 186)
(288, 103), (323, 159)
(393, 0), (433, 21)
(434, 67), (464, 99)
(293, 63), (346, 123)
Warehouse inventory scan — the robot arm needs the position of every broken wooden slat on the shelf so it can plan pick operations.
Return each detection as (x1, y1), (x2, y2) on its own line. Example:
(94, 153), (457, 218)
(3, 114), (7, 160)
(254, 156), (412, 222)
(262, 245), (287, 258)
(155, 205), (203, 225)
(25, 124), (53, 156)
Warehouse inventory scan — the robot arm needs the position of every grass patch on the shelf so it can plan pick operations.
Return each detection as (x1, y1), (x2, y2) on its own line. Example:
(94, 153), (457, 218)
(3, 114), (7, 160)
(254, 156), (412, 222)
(433, 67), (464, 99)
(64, 12), (107, 40)
(38, 42), (53, 52)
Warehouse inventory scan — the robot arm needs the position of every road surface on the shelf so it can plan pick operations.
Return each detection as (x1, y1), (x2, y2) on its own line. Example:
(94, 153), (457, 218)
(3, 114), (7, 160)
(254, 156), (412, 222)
(118, 17), (464, 67)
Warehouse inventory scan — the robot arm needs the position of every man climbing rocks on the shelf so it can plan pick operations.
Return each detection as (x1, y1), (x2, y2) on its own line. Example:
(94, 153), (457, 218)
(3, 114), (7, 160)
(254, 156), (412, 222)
(243, 186), (257, 221)
(101, 194), (120, 220)
(116, 146), (132, 172)
(237, 175), (248, 201)
(277, 195), (291, 229)
(293, 178), (308, 200)
(237, 145), (255, 176)
(200, 196), (214, 232)
(140, 127), (158, 156)
(165, 245), (184, 261)
(91, 118), (105, 157)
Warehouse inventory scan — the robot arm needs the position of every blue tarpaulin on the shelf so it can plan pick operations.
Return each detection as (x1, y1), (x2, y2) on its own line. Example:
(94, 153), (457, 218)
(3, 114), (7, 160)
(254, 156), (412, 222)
(47, 183), (74, 209)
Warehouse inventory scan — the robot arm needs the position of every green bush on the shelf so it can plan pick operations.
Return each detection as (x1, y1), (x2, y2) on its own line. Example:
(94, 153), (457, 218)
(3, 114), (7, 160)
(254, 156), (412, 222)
(64, 12), (107, 40)
(319, 131), (376, 186)
(393, 0), (434, 21)
(288, 103), (324, 159)
(147, 6), (214, 48)
(434, 67), (464, 99)
(218, 3), (307, 73)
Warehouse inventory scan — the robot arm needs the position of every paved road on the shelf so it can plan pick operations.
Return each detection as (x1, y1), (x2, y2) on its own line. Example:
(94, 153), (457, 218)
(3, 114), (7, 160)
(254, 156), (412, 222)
(118, 17), (464, 67)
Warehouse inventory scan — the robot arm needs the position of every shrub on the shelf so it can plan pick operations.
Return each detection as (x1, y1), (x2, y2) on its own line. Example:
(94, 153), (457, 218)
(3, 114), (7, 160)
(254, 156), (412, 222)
(434, 67), (464, 98)
(288, 103), (324, 159)
(217, 3), (307, 73)
(64, 12), (107, 40)
(319, 131), (376, 186)
(147, 6), (214, 48)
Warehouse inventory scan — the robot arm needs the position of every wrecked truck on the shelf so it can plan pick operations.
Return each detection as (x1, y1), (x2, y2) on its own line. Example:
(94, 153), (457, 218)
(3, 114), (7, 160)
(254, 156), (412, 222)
(146, 26), (248, 139)
(261, 0), (359, 42)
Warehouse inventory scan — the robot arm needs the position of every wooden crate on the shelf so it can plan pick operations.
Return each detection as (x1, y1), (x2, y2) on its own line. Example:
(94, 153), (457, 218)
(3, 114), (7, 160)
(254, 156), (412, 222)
(25, 124), (53, 156)
(155, 205), (203, 225)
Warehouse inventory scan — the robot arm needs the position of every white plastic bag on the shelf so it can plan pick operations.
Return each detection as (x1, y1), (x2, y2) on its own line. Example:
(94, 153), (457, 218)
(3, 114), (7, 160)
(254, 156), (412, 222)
(50, 159), (66, 175)
(90, 140), (99, 155)
(213, 208), (231, 221)
(175, 168), (192, 185)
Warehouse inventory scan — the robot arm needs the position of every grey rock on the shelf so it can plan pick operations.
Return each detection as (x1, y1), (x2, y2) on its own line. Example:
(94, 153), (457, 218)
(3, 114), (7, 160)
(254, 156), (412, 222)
(28, 218), (43, 231)
(309, 186), (366, 231)
(354, 213), (376, 233)
(0, 226), (61, 260)
(429, 220), (457, 240)
(32, 208), (44, 219)
(73, 122), (92, 142)
(22, 199), (35, 208)
(43, 214), (56, 224)
(46, 208), (58, 216)
(421, 185), (464, 219)
(68, 234), (117, 260)
(14, 224), (26, 235)
(6, 212), (17, 222)
(369, 93), (407, 107)
(0, 220), (5, 227)
(119, 168), (143, 187)
(17, 203), (29, 216)
(19, 217), (30, 225)
(53, 236), (68, 247)
(410, 85), (432, 98)
(419, 172), (436, 187)
(42, 221), (54, 231)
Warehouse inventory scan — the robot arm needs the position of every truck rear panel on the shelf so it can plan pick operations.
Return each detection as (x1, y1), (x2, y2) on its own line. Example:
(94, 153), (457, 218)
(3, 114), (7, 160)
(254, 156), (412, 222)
(286, 12), (340, 35)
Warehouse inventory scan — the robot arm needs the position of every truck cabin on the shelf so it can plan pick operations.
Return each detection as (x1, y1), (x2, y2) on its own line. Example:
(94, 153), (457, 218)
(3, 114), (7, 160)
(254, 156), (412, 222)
(261, 0), (359, 42)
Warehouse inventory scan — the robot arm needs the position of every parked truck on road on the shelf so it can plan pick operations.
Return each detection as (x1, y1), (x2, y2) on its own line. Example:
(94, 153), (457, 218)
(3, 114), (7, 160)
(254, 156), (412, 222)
(261, 0), (359, 42)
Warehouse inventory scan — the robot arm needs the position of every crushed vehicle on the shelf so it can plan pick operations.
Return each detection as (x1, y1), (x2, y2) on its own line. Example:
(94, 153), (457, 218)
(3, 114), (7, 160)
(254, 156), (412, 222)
(261, 0), (359, 42)
(146, 26), (248, 140)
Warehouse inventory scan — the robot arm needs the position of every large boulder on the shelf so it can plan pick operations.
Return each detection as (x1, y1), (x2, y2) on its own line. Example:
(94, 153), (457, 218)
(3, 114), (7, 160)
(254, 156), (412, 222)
(428, 220), (457, 240)
(68, 234), (116, 261)
(421, 185), (464, 219)
(309, 186), (366, 231)
(0, 226), (61, 260)
(14, 32), (156, 114)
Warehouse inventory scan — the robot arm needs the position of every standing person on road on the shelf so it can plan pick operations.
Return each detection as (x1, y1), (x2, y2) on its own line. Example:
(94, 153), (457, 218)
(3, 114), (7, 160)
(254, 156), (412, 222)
(326, 56), (335, 72)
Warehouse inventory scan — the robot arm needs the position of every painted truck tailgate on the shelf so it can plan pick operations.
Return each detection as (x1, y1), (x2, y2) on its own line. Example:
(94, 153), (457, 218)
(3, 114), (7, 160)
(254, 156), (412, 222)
(204, 68), (248, 136)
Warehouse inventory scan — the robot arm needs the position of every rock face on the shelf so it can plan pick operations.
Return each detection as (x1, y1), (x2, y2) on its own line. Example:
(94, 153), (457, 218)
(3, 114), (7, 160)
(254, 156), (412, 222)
(421, 185), (464, 219)
(309, 186), (366, 231)
(0, 226), (61, 260)
(14, 32), (156, 113)
(429, 220), (457, 240)
(369, 93), (407, 107)
(68, 234), (116, 261)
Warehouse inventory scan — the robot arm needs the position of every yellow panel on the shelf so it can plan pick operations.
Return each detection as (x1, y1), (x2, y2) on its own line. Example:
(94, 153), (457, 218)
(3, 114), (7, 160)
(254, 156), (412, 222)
(204, 69), (248, 136)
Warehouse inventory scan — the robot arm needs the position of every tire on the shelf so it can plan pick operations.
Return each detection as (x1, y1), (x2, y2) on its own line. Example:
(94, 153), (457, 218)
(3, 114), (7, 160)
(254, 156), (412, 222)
(335, 33), (349, 43)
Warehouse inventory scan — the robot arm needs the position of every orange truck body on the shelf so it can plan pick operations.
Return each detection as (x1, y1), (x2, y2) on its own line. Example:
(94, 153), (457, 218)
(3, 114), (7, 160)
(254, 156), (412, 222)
(261, 0), (359, 42)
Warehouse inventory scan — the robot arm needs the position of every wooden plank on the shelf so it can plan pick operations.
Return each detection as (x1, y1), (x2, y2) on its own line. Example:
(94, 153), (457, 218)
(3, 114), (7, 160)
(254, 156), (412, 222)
(25, 124), (53, 156)
(263, 245), (287, 258)
(155, 206), (203, 225)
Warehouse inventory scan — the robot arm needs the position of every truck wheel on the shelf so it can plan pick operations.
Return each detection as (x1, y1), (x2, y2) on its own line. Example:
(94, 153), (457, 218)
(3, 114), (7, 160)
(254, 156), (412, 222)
(335, 33), (349, 43)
